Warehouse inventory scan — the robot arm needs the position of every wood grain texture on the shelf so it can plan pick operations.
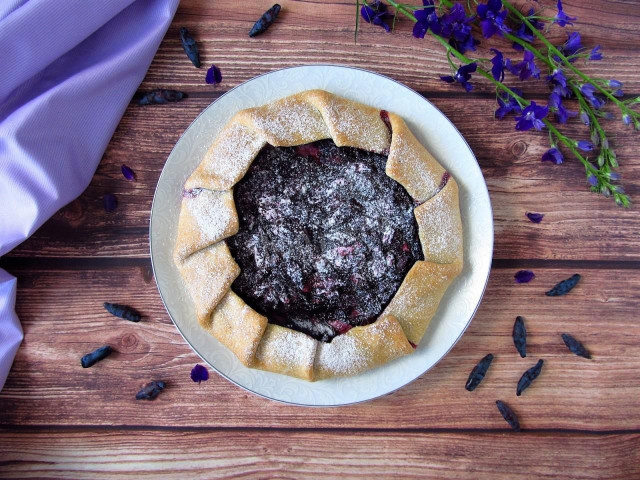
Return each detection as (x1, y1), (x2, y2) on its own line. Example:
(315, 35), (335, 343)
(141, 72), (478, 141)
(6, 95), (640, 260)
(1, 263), (638, 430)
(0, 429), (638, 480)
(146, 0), (640, 94)
(3, 1), (640, 477)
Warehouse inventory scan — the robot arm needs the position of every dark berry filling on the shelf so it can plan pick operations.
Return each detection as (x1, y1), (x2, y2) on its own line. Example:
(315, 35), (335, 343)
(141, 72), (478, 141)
(226, 139), (423, 342)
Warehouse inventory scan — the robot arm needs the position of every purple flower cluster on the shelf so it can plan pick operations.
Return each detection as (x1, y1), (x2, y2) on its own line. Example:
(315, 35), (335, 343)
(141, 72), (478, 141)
(515, 102), (548, 131)
(513, 8), (544, 50)
(413, 1), (478, 54)
(356, 0), (629, 205)
(495, 88), (523, 119)
(552, 0), (576, 27)
(441, 63), (477, 92)
(477, 0), (510, 39)
(548, 91), (576, 124)
(361, 0), (392, 32)
(506, 50), (540, 81)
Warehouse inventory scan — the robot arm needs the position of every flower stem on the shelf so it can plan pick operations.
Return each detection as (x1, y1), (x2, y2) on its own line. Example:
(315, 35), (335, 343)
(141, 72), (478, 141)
(427, 32), (601, 177)
(501, 0), (628, 111)
(382, 0), (624, 203)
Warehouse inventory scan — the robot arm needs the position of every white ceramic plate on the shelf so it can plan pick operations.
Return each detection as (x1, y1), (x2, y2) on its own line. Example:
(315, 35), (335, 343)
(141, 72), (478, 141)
(150, 65), (493, 406)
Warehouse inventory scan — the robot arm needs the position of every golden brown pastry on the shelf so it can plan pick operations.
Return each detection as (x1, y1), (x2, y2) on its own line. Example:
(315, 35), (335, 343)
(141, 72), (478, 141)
(174, 90), (463, 381)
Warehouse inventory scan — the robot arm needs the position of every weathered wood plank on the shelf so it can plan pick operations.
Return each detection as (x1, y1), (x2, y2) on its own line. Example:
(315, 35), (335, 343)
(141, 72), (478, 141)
(6, 94), (639, 260)
(142, 0), (640, 94)
(0, 428), (638, 480)
(0, 264), (638, 429)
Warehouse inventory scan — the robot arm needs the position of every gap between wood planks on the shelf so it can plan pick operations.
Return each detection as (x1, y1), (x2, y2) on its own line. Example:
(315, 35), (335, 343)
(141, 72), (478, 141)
(137, 89), (639, 102)
(2, 425), (640, 436)
(1, 256), (640, 271)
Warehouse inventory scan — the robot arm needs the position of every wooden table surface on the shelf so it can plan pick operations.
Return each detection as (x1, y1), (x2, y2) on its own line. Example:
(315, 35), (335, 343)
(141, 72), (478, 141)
(1, 0), (640, 478)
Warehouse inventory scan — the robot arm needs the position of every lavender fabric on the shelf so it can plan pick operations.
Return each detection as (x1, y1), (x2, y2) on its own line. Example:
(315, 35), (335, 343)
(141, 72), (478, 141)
(0, 0), (179, 391)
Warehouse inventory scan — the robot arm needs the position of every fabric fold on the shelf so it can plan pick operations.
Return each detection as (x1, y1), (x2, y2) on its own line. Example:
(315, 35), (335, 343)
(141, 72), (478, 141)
(0, 0), (180, 391)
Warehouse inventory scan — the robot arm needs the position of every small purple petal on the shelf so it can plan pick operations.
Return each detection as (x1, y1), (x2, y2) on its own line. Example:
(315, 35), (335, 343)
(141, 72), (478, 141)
(190, 364), (209, 384)
(577, 141), (594, 152)
(121, 164), (136, 181)
(542, 147), (564, 164)
(588, 46), (602, 60)
(580, 111), (590, 126)
(515, 270), (535, 283)
(103, 193), (118, 212)
(205, 64), (222, 85)
(526, 212), (544, 223)
(587, 174), (598, 186)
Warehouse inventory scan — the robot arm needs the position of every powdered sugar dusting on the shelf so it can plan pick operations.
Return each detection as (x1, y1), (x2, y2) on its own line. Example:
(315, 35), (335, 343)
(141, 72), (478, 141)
(388, 135), (440, 201)
(201, 122), (266, 188)
(256, 326), (317, 369)
(250, 97), (329, 145)
(316, 333), (365, 375)
(187, 190), (234, 243)
(416, 184), (461, 263)
(180, 243), (239, 319)
(320, 99), (390, 153)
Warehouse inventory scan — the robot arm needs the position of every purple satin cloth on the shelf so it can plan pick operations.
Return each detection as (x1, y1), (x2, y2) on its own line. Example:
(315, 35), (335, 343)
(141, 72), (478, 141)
(0, 0), (179, 390)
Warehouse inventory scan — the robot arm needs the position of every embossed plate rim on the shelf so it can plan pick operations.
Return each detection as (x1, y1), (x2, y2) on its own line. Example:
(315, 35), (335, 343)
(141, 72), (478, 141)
(150, 64), (494, 406)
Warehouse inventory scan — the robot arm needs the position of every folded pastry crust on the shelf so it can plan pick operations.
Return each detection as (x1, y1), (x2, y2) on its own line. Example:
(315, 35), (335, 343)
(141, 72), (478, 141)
(174, 90), (463, 381)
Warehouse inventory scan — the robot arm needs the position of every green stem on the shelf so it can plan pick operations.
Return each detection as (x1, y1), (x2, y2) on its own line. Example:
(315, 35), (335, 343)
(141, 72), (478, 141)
(501, 0), (627, 110)
(384, 0), (614, 189)
(428, 33), (600, 176)
(386, 0), (417, 21)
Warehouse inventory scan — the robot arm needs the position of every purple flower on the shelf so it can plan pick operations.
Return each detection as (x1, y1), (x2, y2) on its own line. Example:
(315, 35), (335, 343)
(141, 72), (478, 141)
(609, 79), (623, 88)
(506, 50), (540, 80)
(553, 0), (576, 27)
(547, 69), (569, 97)
(622, 113), (631, 125)
(441, 63), (477, 92)
(490, 49), (504, 81)
(515, 101), (548, 131)
(609, 172), (621, 181)
(477, 0), (510, 39)
(612, 89), (624, 97)
(413, 0), (440, 38)
(103, 193), (118, 212)
(440, 4), (478, 54)
(513, 9), (544, 46)
(190, 364), (209, 384)
(121, 164), (136, 181)
(577, 140), (594, 152)
(361, 1), (392, 32)
(580, 83), (605, 109)
(548, 92), (576, 124)
(542, 147), (564, 164)
(580, 110), (590, 125)
(557, 32), (582, 61)
(515, 270), (535, 283)
(587, 174), (598, 186)
(495, 88), (523, 119)
(588, 46), (602, 60)
(526, 212), (544, 223)
(206, 64), (222, 84)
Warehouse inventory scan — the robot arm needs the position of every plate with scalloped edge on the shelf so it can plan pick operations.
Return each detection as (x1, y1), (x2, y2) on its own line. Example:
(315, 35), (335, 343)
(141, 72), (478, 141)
(150, 65), (493, 406)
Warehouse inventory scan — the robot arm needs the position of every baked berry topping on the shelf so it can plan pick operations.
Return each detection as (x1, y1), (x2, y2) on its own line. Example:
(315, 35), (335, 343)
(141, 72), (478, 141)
(226, 139), (423, 342)
(439, 171), (450, 191)
(380, 110), (392, 133)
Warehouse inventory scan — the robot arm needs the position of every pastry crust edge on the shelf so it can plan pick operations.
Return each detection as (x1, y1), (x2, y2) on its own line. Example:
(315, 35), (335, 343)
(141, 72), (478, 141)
(174, 89), (463, 381)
